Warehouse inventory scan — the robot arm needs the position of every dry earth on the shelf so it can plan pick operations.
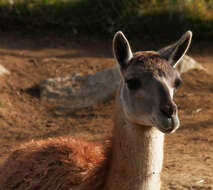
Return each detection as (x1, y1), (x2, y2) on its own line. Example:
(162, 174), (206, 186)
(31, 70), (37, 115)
(0, 34), (212, 190)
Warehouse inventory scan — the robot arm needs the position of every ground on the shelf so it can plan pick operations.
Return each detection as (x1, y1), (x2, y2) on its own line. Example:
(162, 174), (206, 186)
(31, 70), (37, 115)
(0, 34), (212, 190)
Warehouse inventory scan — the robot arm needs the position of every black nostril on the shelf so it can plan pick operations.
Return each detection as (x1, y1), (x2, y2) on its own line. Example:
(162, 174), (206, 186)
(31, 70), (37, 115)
(160, 103), (176, 118)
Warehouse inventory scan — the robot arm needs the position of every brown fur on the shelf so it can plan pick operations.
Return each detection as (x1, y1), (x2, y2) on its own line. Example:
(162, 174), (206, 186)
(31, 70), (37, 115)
(0, 52), (175, 190)
(0, 31), (192, 190)
(126, 51), (174, 77)
(0, 138), (111, 190)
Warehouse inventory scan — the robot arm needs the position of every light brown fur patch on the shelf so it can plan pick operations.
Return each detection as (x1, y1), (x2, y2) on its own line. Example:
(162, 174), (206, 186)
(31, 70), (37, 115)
(0, 137), (111, 190)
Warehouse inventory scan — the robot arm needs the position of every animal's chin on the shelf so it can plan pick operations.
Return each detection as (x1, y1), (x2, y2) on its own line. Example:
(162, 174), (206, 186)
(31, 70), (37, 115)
(153, 115), (180, 134)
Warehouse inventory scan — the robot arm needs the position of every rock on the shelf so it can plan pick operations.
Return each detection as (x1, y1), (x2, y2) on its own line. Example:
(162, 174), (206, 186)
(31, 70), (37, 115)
(176, 55), (206, 74)
(40, 55), (205, 114)
(0, 65), (10, 76)
(40, 68), (120, 115)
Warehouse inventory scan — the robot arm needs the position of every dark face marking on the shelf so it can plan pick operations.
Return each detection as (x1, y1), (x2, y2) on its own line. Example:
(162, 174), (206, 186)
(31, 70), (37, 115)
(174, 78), (182, 89)
(125, 78), (142, 91)
(120, 51), (181, 133)
(113, 30), (191, 134)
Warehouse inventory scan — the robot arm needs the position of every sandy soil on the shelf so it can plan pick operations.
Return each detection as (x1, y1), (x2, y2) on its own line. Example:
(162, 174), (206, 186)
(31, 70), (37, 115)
(0, 34), (212, 190)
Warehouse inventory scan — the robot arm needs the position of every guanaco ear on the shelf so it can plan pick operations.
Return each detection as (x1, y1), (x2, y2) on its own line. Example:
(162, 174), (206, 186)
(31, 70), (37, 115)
(113, 31), (133, 70)
(158, 31), (192, 68)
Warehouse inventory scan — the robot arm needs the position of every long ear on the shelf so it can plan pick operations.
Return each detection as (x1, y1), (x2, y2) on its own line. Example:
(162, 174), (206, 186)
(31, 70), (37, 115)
(158, 31), (192, 68)
(113, 31), (133, 70)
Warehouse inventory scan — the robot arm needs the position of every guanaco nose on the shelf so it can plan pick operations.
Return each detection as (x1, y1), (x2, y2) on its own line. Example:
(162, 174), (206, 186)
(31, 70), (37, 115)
(160, 102), (177, 118)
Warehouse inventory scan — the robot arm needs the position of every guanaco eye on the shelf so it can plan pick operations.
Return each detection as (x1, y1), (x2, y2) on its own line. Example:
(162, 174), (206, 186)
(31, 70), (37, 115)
(174, 78), (182, 88)
(126, 78), (142, 90)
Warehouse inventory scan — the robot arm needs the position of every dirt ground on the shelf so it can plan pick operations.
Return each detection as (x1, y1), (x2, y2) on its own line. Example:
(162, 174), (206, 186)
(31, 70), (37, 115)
(0, 34), (212, 190)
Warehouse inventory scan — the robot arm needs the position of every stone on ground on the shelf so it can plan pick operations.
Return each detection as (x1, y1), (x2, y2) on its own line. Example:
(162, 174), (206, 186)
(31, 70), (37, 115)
(40, 55), (205, 114)
(0, 65), (10, 76)
(40, 68), (120, 115)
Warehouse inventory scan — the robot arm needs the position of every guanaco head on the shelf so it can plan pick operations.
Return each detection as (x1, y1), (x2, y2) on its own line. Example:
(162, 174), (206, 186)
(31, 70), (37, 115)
(113, 31), (192, 133)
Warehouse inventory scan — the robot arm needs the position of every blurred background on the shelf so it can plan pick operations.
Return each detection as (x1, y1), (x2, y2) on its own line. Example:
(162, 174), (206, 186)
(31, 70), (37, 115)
(0, 0), (212, 41)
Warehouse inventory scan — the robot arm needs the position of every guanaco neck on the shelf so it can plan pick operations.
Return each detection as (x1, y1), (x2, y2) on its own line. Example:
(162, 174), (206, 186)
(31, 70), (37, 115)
(104, 85), (165, 190)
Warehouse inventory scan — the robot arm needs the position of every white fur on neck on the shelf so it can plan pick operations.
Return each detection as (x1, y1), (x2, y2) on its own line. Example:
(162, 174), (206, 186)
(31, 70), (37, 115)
(142, 127), (164, 190)
(105, 120), (165, 190)
(128, 124), (165, 190)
